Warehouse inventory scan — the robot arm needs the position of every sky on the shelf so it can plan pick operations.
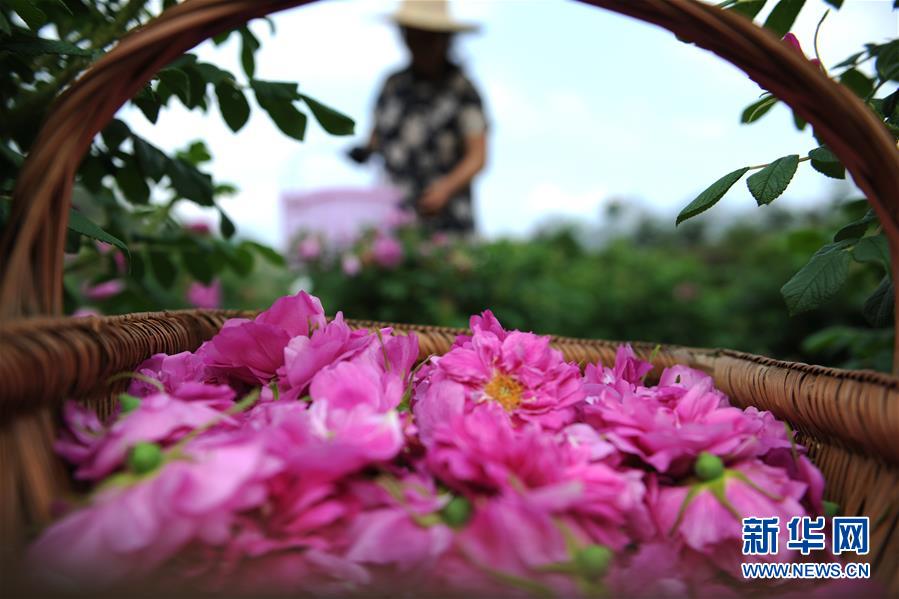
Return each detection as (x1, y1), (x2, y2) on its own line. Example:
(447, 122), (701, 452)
(122, 0), (898, 248)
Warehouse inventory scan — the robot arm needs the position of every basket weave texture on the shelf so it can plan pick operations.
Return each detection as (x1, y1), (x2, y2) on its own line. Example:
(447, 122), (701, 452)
(0, 0), (898, 592)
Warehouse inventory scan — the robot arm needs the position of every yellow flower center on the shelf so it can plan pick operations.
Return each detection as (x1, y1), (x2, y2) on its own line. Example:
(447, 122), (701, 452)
(484, 372), (523, 412)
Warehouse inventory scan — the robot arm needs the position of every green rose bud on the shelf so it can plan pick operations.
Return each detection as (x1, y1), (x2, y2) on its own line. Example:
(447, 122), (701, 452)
(576, 544), (612, 579)
(118, 393), (141, 413)
(823, 500), (840, 518)
(694, 451), (725, 481)
(440, 496), (472, 528)
(127, 442), (163, 475)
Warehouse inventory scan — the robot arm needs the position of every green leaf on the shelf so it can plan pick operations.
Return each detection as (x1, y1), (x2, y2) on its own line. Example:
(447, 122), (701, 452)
(250, 80), (307, 139)
(0, 143), (25, 167)
(193, 62), (230, 85)
(101, 118), (131, 151)
(78, 152), (108, 192)
(808, 145), (845, 179)
(167, 158), (214, 206)
(68, 209), (129, 257)
(225, 246), (254, 275)
(132, 136), (167, 181)
(115, 157), (150, 204)
(0, 37), (95, 56)
(832, 51), (865, 70)
(0, 12), (11, 36)
(130, 252), (145, 280)
(676, 167), (750, 225)
(882, 90), (899, 124)
(300, 94), (355, 136)
(746, 154), (798, 206)
(64, 227), (81, 253)
(7, 0), (47, 30)
(781, 241), (852, 315)
(251, 79), (300, 103)
(215, 80), (250, 132)
(741, 95), (778, 124)
(875, 40), (899, 82)
(165, 53), (198, 70)
(157, 68), (191, 106)
(728, 0), (767, 19)
(212, 30), (231, 45)
(792, 110), (807, 131)
(239, 27), (259, 78)
(822, 0), (842, 7)
(763, 0), (805, 37)
(182, 251), (215, 284)
(243, 240), (285, 266)
(218, 207), (236, 239)
(839, 69), (873, 99)
(261, 99), (307, 140)
(834, 209), (876, 242)
(133, 85), (161, 124)
(149, 251), (176, 287)
(182, 64), (209, 110)
(864, 277), (894, 327)
(853, 234), (890, 271)
(176, 141), (212, 166)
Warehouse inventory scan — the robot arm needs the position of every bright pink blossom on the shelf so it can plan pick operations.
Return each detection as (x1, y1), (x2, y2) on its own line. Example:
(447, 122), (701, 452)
(29, 435), (281, 589)
(582, 348), (791, 475)
(187, 279), (222, 309)
(83, 279), (125, 300)
(426, 403), (646, 548)
(371, 234), (403, 268)
(341, 253), (362, 276)
(437, 496), (583, 598)
(201, 291), (326, 384)
(67, 391), (237, 480)
(130, 351), (213, 397)
(414, 310), (584, 433)
(783, 33), (822, 68)
(277, 314), (373, 397)
(187, 221), (212, 235)
(650, 459), (809, 576)
(298, 236), (322, 261)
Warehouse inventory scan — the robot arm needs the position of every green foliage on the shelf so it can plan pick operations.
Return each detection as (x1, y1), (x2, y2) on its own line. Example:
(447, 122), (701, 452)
(679, 6), (897, 345)
(1, 1), (356, 318)
(298, 205), (889, 371)
(763, 0), (805, 38)
(808, 146), (845, 179)
(676, 168), (749, 225)
(741, 95), (778, 123)
(746, 154), (798, 205)
(863, 276), (893, 327)
(780, 240), (852, 315)
(67, 208), (128, 258)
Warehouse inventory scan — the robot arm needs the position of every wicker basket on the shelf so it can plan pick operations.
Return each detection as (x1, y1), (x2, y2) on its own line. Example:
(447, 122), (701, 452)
(1, 0), (898, 593)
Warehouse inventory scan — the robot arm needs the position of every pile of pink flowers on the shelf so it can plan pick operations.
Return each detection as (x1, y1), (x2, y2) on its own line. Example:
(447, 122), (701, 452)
(30, 291), (857, 596)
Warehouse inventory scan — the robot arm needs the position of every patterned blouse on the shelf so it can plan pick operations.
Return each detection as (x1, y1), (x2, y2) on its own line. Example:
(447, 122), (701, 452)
(374, 62), (487, 233)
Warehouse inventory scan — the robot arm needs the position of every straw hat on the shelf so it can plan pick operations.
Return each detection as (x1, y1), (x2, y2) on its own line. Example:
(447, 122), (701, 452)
(389, 0), (479, 33)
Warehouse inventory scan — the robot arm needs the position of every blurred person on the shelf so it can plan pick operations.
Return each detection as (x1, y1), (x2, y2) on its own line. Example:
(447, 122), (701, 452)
(348, 0), (488, 235)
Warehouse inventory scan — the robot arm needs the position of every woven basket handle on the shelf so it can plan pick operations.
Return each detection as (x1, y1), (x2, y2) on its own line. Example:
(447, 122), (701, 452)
(2, 0), (898, 365)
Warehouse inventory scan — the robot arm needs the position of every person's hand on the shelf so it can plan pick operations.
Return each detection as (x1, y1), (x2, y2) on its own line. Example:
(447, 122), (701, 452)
(347, 146), (372, 164)
(419, 179), (454, 214)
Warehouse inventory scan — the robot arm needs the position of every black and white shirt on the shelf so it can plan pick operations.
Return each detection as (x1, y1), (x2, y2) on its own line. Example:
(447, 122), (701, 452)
(374, 62), (487, 233)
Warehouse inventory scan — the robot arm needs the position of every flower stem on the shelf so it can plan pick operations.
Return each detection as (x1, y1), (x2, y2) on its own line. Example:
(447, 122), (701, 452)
(813, 10), (830, 77)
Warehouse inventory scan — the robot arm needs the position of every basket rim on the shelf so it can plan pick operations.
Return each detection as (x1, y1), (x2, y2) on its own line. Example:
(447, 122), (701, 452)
(5, 308), (899, 389)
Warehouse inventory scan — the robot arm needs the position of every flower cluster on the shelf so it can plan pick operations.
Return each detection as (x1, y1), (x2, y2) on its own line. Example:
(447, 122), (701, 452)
(291, 208), (475, 279)
(30, 292), (860, 596)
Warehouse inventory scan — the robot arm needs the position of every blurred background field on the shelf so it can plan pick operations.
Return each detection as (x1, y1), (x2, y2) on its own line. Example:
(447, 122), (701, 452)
(2, 0), (896, 372)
